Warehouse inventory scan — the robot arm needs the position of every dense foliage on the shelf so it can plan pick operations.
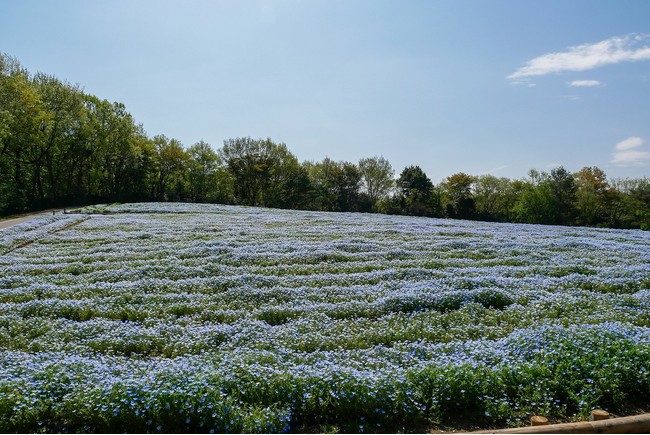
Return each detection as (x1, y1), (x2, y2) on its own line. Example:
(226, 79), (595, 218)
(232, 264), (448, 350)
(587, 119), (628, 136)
(0, 203), (648, 433)
(1, 52), (649, 229)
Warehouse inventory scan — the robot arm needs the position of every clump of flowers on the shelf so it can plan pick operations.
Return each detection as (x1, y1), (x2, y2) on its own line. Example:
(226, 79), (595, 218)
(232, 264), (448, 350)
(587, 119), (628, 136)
(0, 203), (648, 432)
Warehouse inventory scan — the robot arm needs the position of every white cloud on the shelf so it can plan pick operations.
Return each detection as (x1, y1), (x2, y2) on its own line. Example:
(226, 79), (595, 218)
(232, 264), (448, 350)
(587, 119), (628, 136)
(615, 136), (643, 150)
(569, 80), (601, 87)
(611, 150), (650, 165)
(508, 34), (650, 80)
(483, 165), (508, 175)
(612, 137), (650, 166)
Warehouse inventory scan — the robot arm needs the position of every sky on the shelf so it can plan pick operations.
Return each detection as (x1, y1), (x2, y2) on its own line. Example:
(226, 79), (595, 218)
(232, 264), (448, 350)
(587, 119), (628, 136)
(2, 0), (650, 182)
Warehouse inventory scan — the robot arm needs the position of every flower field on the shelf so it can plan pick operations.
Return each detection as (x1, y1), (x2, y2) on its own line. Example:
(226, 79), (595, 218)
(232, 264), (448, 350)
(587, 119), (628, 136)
(0, 203), (649, 433)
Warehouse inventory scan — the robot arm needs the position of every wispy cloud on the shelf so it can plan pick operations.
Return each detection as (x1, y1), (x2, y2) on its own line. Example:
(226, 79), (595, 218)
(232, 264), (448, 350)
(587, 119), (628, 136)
(569, 80), (601, 87)
(483, 165), (508, 175)
(616, 136), (644, 150)
(611, 136), (650, 166)
(508, 34), (650, 80)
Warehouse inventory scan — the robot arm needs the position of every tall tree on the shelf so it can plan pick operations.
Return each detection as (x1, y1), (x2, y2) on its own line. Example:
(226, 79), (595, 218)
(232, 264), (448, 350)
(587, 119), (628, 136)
(304, 158), (336, 211)
(610, 177), (650, 229)
(395, 165), (438, 216)
(221, 137), (301, 207)
(473, 175), (518, 221)
(186, 140), (236, 204)
(263, 146), (304, 209)
(441, 172), (475, 219)
(151, 135), (189, 201)
(358, 156), (394, 208)
(187, 140), (219, 203)
(0, 58), (50, 212)
(513, 170), (555, 224)
(548, 166), (578, 225)
(33, 73), (87, 206)
(306, 158), (362, 212)
(574, 166), (610, 226)
(396, 165), (433, 197)
(86, 98), (141, 200)
(333, 161), (363, 212)
(281, 164), (312, 210)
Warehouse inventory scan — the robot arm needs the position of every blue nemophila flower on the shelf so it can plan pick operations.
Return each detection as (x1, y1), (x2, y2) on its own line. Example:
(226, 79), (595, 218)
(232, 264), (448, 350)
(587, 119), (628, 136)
(1, 203), (649, 432)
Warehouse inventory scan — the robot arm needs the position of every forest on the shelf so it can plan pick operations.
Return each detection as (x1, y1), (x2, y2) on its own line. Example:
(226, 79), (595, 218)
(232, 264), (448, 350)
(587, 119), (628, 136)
(1, 52), (649, 229)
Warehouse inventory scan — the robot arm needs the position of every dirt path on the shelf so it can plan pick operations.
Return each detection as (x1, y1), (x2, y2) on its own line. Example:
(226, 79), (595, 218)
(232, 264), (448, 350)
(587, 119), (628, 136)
(0, 210), (64, 230)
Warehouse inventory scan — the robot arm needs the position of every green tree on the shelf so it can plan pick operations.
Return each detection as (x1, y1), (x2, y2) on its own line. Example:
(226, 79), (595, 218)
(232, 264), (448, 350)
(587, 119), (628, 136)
(397, 165), (433, 198)
(395, 165), (439, 216)
(0, 57), (50, 212)
(305, 158), (362, 211)
(513, 170), (555, 224)
(186, 140), (237, 204)
(610, 177), (650, 229)
(514, 167), (577, 225)
(441, 172), (475, 219)
(548, 166), (578, 225)
(473, 175), (519, 221)
(126, 129), (158, 201)
(85, 98), (142, 200)
(32, 73), (87, 206)
(151, 135), (189, 201)
(358, 156), (394, 209)
(187, 140), (219, 203)
(220, 137), (301, 207)
(628, 178), (650, 229)
(281, 164), (312, 209)
(334, 161), (363, 211)
(263, 147), (304, 209)
(305, 158), (335, 210)
(573, 166), (610, 226)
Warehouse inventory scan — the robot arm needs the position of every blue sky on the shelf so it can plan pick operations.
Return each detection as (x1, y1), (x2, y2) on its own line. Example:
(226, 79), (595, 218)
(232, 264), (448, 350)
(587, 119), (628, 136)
(2, 0), (650, 181)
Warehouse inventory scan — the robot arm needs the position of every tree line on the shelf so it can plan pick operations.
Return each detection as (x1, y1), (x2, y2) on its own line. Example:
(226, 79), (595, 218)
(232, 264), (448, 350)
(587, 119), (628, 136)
(1, 53), (649, 229)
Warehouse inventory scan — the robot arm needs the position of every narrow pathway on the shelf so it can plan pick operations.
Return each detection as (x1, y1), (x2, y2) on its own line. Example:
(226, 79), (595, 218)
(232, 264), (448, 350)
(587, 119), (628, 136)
(0, 210), (63, 230)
